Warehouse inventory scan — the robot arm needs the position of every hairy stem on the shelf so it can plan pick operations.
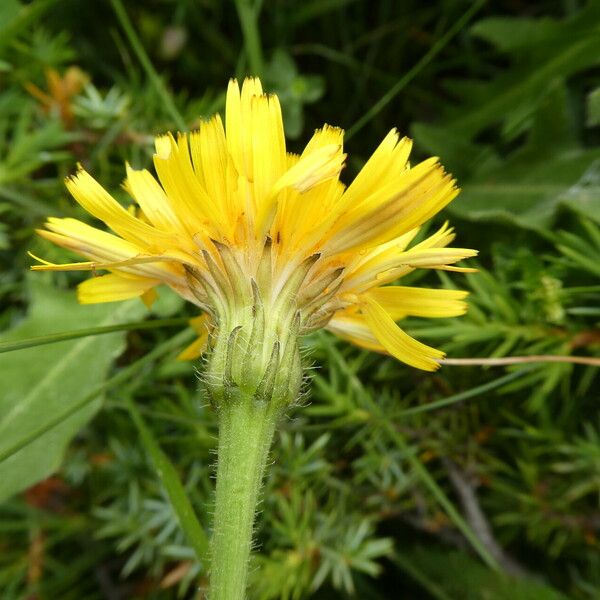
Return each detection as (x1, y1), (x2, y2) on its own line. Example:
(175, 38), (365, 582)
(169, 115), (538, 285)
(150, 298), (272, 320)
(209, 397), (279, 600)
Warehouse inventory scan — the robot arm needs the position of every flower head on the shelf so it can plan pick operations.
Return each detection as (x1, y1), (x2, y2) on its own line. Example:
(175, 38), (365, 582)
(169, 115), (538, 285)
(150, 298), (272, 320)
(33, 77), (476, 391)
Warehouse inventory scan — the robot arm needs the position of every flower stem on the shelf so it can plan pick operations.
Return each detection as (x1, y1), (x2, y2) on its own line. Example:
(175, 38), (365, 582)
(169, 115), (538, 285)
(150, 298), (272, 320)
(210, 396), (279, 600)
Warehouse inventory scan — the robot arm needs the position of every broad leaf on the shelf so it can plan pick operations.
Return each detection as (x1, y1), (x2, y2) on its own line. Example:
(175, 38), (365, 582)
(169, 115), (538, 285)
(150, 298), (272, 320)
(413, 3), (600, 160)
(470, 15), (559, 53)
(0, 278), (146, 502)
(451, 3), (600, 141)
(447, 86), (600, 230)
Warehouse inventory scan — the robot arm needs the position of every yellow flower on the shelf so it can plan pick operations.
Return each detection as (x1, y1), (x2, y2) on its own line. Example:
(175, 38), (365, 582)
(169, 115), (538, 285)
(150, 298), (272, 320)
(32, 77), (476, 372)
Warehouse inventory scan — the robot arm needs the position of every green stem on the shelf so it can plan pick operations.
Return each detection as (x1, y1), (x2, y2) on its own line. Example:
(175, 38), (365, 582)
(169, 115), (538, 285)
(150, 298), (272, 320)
(210, 397), (279, 600)
(234, 0), (264, 76)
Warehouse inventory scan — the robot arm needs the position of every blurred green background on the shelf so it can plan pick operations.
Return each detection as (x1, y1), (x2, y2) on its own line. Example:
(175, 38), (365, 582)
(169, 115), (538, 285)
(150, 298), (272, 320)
(1, 0), (599, 598)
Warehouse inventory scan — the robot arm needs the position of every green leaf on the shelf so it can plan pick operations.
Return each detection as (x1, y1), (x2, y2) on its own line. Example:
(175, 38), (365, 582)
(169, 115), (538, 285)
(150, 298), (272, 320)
(411, 121), (499, 179)
(315, 336), (500, 570)
(0, 0), (59, 52)
(0, 0), (20, 30)
(471, 16), (559, 53)
(448, 85), (600, 230)
(395, 366), (538, 417)
(395, 547), (570, 600)
(587, 87), (600, 127)
(460, 4), (600, 140)
(0, 108), (75, 185)
(265, 49), (325, 139)
(414, 4), (600, 147)
(452, 150), (600, 230)
(0, 278), (146, 503)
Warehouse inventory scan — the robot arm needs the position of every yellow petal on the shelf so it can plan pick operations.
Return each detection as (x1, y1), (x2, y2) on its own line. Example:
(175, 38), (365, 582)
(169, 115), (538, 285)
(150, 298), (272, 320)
(433, 265), (478, 273)
(399, 247), (478, 268)
(411, 221), (456, 250)
(326, 312), (386, 353)
(30, 249), (179, 272)
(225, 78), (243, 175)
(326, 158), (457, 255)
(155, 135), (171, 159)
(273, 143), (345, 195)
(65, 168), (175, 247)
(125, 164), (184, 234)
(339, 129), (411, 212)
(260, 136), (345, 240)
(225, 77), (266, 181)
(342, 228), (422, 290)
(302, 124), (344, 154)
(345, 223), (476, 290)
(33, 218), (187, 284)
(176, 315), (210, 360)
(141, 288), (158, 308)
(176, 335), (208, 361)
(152, 133), (222, 238)
(77, 273), (159, 304)
(361, 296), (444, 371)
(39, 217), (145, 258)
(240, 77), (264, 178)
(366, 286), (469, 319)
(189, 313), (209, 334)
(251, 93), (286, 203)
(272, 127), (346, 251)
(190, 114), (238, 229)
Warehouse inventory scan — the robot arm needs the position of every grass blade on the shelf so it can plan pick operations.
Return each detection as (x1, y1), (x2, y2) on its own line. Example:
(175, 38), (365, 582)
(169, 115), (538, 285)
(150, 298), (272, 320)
(345, 0), (485, 140)
(396, 365), (539, 417)
(235, 0), (264, 76)
(124, 394), (211, 566)
(0, 317), (189, 354)
(110, 0), (187, 130)
(391, 553), (454, 600)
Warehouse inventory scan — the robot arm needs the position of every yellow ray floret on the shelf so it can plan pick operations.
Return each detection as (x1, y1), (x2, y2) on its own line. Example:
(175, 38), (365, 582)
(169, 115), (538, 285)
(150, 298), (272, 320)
(176, 314), (211, 361)
(361, 296), (444, 371)
(366, 287), (469, 320)
(32, 77), (476, 371)
(78, 273), (160, 304)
